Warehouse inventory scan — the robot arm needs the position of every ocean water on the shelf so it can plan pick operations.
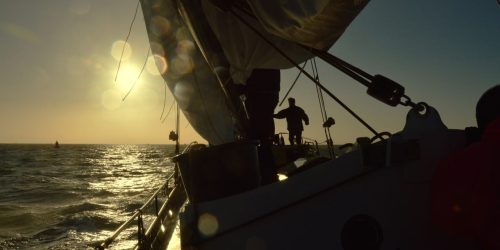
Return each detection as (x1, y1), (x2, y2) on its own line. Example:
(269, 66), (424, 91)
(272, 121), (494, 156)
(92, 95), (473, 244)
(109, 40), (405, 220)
(0, 144), (178, 249)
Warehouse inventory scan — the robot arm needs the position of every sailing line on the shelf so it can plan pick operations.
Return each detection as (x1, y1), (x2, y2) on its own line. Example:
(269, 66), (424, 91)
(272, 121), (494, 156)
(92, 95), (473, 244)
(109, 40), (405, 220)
(114, 0), (140, 83)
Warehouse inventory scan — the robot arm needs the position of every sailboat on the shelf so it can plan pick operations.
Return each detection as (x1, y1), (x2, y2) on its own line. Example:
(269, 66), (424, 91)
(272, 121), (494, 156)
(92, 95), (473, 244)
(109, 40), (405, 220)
(97, 0), (484, 249)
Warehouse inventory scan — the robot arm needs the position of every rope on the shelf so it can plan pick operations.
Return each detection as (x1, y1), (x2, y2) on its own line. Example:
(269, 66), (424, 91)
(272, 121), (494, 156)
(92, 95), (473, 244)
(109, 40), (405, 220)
(162, 99), (176, 123)
(114, 0), (140, 83)
(230, 8), (384, 141)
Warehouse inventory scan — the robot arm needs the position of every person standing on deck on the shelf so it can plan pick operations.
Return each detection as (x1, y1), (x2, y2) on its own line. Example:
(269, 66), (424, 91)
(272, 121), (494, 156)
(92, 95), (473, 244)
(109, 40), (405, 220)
(274, 98), (309, 145)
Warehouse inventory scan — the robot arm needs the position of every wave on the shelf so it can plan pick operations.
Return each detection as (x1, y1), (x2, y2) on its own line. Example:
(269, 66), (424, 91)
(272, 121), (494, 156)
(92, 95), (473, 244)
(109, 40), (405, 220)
(0, 144), (177, 249)
(0, 212), (39, 229)
(59, 202), (107, 215)
(56, 213), (122, 232)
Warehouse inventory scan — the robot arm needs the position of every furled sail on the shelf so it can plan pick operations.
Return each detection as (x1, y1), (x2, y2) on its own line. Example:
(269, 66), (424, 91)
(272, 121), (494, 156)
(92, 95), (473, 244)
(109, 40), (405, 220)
(140, 0), (368, 145)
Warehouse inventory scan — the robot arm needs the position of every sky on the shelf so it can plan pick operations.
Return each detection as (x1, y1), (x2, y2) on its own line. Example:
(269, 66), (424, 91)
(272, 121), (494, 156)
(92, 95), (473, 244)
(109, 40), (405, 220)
(0, 0), (498, 144)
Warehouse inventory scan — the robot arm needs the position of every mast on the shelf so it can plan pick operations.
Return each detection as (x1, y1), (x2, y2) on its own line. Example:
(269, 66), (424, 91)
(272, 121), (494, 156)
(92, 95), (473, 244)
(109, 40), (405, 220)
(175, 103), (180, 155)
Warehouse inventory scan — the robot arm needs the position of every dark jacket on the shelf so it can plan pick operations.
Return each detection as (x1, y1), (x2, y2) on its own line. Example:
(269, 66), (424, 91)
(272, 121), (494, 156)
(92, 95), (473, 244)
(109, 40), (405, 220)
(274, 106), (309, 132)
(431, 117), (500, 249)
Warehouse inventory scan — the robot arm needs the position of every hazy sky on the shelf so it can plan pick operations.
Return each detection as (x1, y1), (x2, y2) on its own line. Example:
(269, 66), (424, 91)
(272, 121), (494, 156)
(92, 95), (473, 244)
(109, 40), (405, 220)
(0, 0), (498, 144)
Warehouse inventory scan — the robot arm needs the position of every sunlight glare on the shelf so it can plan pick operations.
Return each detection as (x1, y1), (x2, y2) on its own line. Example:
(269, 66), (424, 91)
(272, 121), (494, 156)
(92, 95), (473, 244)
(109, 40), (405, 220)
(111, 40), (132, 61)
(115, 64), (141, 94)
(101, 89), (122, 111)
(278, 174), (288, 181)
(294, 158), (307, 168)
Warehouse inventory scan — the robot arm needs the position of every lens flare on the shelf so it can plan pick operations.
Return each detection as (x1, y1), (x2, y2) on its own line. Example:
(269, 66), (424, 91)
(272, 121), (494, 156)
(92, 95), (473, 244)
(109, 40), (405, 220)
(146, 54), (168, 76)
(171, 55), (193, 76)
(173, 81), (194, 110)
(176, 40), (195, 56)
(197, 213), (219, 237)
(151, 16), (172, 37)
(149, 41), (165, 57)
(175, 27), (190, 41)
(111, 40), (132, 61)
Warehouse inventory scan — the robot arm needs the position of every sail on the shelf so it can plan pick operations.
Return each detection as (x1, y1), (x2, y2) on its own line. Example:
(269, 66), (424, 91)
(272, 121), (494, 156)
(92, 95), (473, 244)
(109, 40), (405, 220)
(140, 0), (237, 145)
(139, 0), (368, 145)
(201, 0), (369, 84)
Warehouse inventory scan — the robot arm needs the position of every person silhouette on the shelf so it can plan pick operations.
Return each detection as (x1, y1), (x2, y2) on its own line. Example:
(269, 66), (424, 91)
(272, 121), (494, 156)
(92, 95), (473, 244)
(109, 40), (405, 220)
(243, 68), (280, 184)
(432, 85), (500, 249)
(274, 98), (309, 145)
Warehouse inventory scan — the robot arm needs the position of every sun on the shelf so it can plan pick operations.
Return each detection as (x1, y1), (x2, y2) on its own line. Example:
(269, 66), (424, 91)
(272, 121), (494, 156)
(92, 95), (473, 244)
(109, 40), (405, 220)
(115, 64), (141, 94)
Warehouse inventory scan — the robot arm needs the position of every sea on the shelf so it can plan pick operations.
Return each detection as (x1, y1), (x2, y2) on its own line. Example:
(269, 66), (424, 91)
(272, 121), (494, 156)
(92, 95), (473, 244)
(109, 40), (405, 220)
(0, 144), (179, 250)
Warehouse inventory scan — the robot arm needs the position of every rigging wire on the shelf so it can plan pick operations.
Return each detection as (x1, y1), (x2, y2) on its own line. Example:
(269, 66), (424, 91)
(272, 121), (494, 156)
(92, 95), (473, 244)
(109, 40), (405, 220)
(162, 99), (176, 123)
(122, 48), (150, 101)
(176, 1), (248, 136)
(312, 59), (335, 158)
(114, 0), (140, 83)
(279, 61), (308, 107)
(230, 8), (384, 141)
(160, 81), (168, 120)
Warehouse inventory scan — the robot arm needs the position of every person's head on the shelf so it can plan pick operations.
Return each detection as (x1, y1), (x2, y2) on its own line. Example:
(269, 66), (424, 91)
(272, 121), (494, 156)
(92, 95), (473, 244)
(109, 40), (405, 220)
(476, 85), (500, 133)
(288, 97), (296, 107)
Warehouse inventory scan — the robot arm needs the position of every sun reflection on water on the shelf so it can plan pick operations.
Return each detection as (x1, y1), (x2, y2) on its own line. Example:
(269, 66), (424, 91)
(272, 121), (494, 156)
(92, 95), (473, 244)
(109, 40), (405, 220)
(85, 145), (174, 248)
(88, 145), (167, 195)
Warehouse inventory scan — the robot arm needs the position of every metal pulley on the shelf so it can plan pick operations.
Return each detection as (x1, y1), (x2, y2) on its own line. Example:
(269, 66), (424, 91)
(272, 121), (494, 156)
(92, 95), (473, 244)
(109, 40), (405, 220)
(367, 75), (405, 107)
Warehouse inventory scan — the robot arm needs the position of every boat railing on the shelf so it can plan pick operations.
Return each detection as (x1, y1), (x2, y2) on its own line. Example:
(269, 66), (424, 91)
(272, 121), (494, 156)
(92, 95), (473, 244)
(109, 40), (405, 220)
(95, 173), (177, 249)
(95, 143), (198, 249)
(276, 132), (320, 155)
